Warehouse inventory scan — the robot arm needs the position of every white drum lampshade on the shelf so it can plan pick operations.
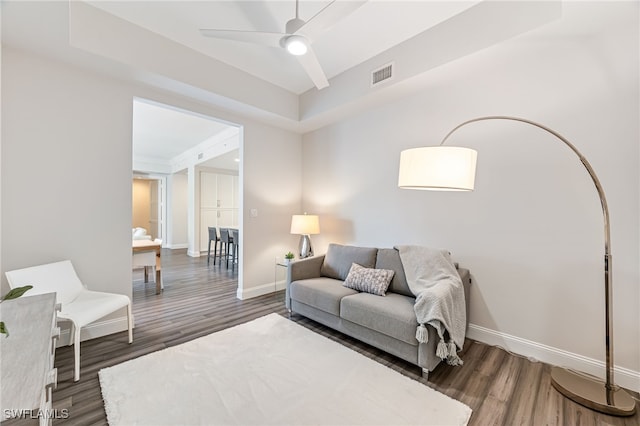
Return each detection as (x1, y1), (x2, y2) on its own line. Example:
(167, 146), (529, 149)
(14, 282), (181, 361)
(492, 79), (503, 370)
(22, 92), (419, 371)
(398, 146), (477, 191)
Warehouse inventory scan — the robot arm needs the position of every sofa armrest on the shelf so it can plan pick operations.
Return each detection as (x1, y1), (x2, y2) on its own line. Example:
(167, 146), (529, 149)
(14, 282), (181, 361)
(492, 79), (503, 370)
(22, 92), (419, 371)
(288, 255), (325, 282)
(457, 268), (472, 325)
(285, 255), (325, 310)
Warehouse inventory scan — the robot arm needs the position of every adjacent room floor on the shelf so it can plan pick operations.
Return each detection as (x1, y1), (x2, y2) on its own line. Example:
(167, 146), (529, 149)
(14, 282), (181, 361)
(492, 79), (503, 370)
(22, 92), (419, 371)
(5, 249), (638, 425)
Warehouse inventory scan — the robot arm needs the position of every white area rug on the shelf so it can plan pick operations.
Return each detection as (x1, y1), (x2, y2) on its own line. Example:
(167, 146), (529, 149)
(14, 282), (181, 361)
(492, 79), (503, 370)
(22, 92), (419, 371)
(99, 314), (472, 425)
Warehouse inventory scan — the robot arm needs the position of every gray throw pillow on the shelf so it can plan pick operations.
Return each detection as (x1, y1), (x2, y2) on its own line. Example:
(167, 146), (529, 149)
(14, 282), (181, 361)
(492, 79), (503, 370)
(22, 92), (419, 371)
(343, 263), (395, 296)
(320, 244), (378, 281)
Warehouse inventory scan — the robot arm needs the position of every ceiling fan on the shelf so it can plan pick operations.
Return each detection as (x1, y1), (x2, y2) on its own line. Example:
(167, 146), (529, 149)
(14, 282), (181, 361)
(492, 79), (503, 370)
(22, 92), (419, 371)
(200, 0), (367, 90)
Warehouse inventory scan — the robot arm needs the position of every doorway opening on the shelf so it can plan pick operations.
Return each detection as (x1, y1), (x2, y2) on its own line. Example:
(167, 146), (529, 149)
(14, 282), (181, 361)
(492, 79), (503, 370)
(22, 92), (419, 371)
(131, 97), (242, 294)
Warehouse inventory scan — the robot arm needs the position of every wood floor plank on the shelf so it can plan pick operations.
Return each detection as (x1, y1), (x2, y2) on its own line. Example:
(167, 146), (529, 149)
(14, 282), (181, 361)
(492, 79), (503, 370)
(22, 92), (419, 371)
(503, 360), (544, 426)
(472, 354), (524, 424)
(3, 248), (638, 425)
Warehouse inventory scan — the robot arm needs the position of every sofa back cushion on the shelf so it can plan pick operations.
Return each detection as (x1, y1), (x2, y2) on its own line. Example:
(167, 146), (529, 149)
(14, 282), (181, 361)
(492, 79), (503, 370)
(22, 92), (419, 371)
(375, 248), (413, 297)
(321, 244), (378, 281)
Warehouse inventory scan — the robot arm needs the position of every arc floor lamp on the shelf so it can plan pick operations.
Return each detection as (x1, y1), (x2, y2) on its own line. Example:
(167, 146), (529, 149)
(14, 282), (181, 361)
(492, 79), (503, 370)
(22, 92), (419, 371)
(398, 116), (635, 416)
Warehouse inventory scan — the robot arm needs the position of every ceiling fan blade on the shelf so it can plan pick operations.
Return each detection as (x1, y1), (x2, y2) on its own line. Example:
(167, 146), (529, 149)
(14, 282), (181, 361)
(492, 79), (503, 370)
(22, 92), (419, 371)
(296, 0), (367, 41)
(296, 46), (329, 90)
(199, 29), (286, 48)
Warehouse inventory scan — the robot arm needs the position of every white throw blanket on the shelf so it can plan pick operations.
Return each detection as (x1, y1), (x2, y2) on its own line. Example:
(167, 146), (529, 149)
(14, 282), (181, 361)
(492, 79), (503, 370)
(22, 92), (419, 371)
(395, 245), (466, 366)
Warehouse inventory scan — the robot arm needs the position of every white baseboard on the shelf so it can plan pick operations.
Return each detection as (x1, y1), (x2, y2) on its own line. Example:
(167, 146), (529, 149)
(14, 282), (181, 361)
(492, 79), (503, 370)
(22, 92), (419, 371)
(57, 316), (132, 347)
(167, 243), (188, 249)
(467, 323), (640, 392)
(187, 250), (201, 257)
(236, 280), (286, 300)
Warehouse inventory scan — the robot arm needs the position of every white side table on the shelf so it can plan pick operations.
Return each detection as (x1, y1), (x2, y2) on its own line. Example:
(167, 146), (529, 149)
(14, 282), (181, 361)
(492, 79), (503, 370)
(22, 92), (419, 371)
(274, 258), (292, 294)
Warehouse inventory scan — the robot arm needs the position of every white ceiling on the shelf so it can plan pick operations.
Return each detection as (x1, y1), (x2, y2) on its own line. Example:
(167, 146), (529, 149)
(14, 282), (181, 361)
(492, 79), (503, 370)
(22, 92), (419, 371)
(133, 100), (230, 159)
(87, 0), (480, 94)
(133, 99), (239, 171)
(115, 0), (480, 170)
(2, 1), (633, 173)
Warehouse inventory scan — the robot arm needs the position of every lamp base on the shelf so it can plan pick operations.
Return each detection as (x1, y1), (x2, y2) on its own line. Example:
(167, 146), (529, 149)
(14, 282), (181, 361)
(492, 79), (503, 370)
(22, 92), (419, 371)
(298, 234), (314, 259)
(550, 367), (636, 416)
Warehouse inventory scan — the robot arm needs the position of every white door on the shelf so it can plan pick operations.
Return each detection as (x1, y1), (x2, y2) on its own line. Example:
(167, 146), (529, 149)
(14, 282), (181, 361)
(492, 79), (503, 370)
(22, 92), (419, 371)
(200, 172), (218, 209)
(217, 174), (234, 208)
(217, 209), (236, 228)
(200, 209), (218, 251)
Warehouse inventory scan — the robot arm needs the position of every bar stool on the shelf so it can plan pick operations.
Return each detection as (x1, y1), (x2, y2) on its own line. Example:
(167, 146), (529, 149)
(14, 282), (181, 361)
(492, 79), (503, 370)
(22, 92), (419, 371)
(230, 229), (239, 270)
(207, 227), (219, 265)
(219, 228), (232, 268)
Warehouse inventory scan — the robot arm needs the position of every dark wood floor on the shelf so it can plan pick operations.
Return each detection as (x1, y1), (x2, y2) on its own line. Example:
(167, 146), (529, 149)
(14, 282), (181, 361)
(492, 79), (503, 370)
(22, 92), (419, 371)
(5, 249), (638, 425)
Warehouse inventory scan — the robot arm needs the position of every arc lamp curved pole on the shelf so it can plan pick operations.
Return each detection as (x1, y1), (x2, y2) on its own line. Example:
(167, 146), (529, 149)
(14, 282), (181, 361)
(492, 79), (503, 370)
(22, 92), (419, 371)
(397, 116), (635, 416)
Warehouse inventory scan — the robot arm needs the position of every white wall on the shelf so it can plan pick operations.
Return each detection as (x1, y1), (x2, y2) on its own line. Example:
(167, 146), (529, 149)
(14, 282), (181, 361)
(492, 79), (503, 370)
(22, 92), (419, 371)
(239, 122), (302, 298)
(2, 48), (134, 297)
(1, 46), (302, 333)
(302, 8), (639, 389)
(1, 47), (134, 339)
(132, 179), (151, 231)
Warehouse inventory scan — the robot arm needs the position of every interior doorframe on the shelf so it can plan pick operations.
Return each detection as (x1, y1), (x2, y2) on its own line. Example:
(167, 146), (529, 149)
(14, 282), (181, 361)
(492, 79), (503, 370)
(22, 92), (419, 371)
(132, 96), (243, 294)
(133, 173), (167, 246)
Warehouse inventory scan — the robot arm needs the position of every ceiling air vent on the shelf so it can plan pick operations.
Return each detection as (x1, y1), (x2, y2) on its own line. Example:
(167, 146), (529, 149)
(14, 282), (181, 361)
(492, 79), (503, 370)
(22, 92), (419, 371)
(371, 62), (394, 87)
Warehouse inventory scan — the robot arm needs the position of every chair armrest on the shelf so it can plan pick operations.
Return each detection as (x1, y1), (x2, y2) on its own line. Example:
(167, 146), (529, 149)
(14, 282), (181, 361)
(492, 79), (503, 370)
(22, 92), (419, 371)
(285, 255), (325, 310)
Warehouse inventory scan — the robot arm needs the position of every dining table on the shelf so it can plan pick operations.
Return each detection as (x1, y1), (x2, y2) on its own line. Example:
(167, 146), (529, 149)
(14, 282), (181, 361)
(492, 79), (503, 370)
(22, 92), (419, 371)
(132, 239), (162, 294)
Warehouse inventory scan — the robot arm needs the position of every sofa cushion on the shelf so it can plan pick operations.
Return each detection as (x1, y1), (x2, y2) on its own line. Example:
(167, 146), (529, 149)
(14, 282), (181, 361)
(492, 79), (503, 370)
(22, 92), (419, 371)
(320, 244), (378, 281)
(375, 248), (413, 297)
(290, 277), (358, 316)
(343, 263), (394, 296)
(340, 292), (419, 346)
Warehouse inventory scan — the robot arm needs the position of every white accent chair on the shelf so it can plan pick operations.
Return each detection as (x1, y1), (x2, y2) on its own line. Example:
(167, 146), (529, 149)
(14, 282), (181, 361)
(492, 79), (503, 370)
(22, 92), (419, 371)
(5, 260), (133, 382)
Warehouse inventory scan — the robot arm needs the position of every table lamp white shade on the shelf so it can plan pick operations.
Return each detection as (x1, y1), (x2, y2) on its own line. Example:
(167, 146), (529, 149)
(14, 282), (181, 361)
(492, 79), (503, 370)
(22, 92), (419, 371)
(290, 214), (320, 235)
(291, 214), (319, 259)
(398, 146), (477, 191)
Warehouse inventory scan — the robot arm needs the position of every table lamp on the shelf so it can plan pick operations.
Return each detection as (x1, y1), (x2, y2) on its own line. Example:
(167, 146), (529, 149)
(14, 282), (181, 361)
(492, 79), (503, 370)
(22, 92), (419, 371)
(397, 115), (635, 416)
(291, 214), (320, 259)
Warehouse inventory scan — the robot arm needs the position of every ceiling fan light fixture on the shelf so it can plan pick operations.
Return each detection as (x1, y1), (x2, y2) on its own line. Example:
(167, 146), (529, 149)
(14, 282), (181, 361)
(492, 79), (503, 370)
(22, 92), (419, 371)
(285, 35), (308, 56)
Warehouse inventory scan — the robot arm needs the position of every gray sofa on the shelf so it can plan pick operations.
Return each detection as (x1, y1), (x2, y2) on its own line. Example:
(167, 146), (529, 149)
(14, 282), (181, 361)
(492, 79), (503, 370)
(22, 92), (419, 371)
(286, 243), (471, 378)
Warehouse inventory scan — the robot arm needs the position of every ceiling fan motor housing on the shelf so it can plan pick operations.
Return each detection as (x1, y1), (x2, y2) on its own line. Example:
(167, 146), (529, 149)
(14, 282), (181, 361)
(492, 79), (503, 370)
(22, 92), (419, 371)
(285, 17), (306, 34)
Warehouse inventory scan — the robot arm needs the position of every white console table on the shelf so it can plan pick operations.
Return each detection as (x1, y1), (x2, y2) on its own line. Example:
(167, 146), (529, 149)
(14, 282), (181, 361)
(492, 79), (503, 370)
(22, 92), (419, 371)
(0, 292), (59, 425)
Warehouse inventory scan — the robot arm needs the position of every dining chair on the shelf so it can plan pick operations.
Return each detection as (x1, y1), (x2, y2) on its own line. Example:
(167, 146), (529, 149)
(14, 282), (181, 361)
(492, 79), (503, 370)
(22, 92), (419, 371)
(230, 229), (239, 270)
(5, 260), (133, 382)
(207, 227), (219, 266)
